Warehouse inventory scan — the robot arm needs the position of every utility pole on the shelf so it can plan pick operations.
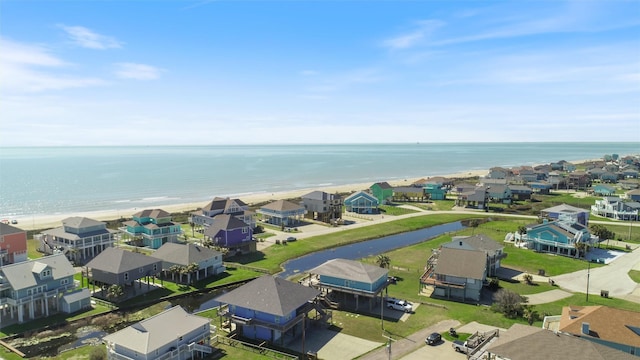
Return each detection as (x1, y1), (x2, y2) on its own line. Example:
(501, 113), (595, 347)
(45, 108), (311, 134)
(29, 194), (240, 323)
(586, 261), (591, 302)
(382, 333), (395, 360)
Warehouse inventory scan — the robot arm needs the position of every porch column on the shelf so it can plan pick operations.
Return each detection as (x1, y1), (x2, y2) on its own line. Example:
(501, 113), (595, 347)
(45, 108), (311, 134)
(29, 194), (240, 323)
(18, 305), (23, 323)
(29, 300), (34, 319)
(44, 296), (49, 317)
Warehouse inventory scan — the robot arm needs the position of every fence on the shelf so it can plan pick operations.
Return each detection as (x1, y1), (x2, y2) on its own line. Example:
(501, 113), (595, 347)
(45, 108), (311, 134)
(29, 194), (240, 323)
(212, 335), (298, 360)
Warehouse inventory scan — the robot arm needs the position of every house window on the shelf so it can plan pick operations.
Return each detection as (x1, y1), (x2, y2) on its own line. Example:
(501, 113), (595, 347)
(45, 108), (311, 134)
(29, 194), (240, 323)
(242, 227), (248, 234)
(61, 279), (69, 286)
(124, 272), (129, 281)
(274, 316), (280, 324)
(153, 264), (157, 271)
(27, 289), (32, 296)
(139, 267), (144, 273)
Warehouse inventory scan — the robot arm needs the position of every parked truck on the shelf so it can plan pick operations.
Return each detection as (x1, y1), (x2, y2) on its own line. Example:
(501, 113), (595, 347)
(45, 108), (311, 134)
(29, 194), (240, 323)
(452, 340), (473, 354)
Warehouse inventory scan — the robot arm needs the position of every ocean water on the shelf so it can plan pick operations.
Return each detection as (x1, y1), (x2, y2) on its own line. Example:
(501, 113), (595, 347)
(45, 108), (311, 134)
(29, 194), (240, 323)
(0, 143), (637, 218)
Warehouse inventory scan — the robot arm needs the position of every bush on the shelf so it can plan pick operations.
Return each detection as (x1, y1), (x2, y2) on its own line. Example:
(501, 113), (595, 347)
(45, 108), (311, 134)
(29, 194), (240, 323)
(492, 289), (528, 319)
(90, 347), (107, 360)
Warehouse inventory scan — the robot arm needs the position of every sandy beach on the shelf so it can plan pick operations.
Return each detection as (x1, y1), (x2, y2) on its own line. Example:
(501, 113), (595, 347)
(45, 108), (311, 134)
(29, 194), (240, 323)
(16, 169), (490, 231)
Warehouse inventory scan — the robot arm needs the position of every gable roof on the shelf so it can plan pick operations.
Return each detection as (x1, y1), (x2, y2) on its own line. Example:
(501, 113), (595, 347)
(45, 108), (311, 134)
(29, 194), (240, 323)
(309, 258), (388, 283)
(215, 275), (319, 316)
(344, 191), (378, 203)
(0, 222), (24, 235)
(0, 254), (75, 290)
(448, 234), (503, 256)
(559, 305), (640, 348)
(152, 243), (221, 266)
(203, 214), (247, 237)
(260, 199), (305, 212)
(371, 182), (392, 189)
(203, 197), (247, 212)
(103, 306), (209, 355)
(542, 203), (590, 214)
(487, 323), (637, 360)
(61, 216), (105, 228)
(132, 209), (171, 219)
(434, 248), (486, 280)
(86, 247), (160, 274)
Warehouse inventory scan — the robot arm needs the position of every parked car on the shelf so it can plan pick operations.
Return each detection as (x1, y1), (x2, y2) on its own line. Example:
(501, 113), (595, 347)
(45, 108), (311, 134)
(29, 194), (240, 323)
(286, 236), (297, 242)
(385, 298), (413, 313)
(425, 332), (442, 345)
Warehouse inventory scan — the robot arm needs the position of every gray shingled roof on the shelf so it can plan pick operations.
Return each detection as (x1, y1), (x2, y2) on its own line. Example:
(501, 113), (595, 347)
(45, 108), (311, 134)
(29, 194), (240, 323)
(215, 275), (319, 316)
(86, 247), (160, 274)
(449, 234), (503, 256)
(309, 258), (388, 283)
(152, 243), (221, 266)
(372, 182), (392, 189)
(542, 204), (589, 214)
(260, 199), (305, 212)
(0, 222), (24, 235)
(203, 197), (247, 212)
(61, 216), (105, 228)
(0, 254), (75, 290)
(203, 214), (247, 238)
(487, 323), (637, 360)
(302, 191), (341, 201)
(132, 209), (171, 219)
(434, 248), (486, 280)
(103, 306), (210, 355)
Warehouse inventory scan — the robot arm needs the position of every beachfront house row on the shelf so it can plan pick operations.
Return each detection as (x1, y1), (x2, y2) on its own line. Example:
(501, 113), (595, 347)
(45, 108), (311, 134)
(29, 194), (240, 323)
(308, 258), (389, 311)
(0, 223), (28, 266)
(392, 186), (428, 202)
(541, 204), (590, 226)
(0, 254), (90, 326)
(203, 214), (255, 255)
(215, 276), (323, 348)
(300, 191), (343, 224)
(518, 217), (594, 258)
(189, 197), (255, 229)
(591, 197), (640, 221)
(153, 243), (225, 283)
(421, 247), (487, 302)
(40, 217), (116, 264)
(84, 247), (162, 299)
(119, 209), (182, 250)
(103, 305), (213, 360)
(344, 191), (379, 214)
(256, 200), (306, 227)
(370, 182), (393, 205)
(443, 234), (506, 277)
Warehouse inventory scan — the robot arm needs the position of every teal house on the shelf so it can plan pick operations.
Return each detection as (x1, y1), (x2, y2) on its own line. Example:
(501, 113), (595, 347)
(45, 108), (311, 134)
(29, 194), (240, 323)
(120, 209), (182, 249)
(344, 191), (379, 214)
(592, 184), (616, 196)
(524, 218), (593, 258)
(370, 182), (393, 205)
(424, 184), (447, 200)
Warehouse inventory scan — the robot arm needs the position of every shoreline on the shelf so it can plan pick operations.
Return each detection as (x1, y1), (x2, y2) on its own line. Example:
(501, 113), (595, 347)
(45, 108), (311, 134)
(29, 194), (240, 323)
(15, 169), (491, 231)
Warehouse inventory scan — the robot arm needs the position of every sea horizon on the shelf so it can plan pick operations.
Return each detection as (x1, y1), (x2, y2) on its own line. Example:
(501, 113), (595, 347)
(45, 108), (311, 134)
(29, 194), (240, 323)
(1, 142), (638, 220)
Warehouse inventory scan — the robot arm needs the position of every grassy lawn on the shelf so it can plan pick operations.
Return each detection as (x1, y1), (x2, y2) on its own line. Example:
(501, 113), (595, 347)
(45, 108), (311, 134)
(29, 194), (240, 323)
(599, 222), (640, 243)
(629, 270), (640, 283)
(379, 205), (418, 216)
(26, 239), (43, 260)
(501, 246), (602, 276)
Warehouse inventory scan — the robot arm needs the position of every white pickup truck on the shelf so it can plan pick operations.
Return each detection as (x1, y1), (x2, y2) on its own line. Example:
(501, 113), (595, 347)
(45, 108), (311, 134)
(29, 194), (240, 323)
(452, 340), (473, 353)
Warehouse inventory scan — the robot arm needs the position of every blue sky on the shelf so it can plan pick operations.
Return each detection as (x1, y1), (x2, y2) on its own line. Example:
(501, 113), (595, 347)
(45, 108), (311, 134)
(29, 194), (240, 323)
(1, 0), (639, 146)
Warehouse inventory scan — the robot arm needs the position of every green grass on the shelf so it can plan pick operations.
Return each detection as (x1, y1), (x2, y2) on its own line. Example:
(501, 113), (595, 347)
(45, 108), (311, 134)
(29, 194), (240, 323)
(498, 280), (556, 295)
(501, 246), (602, 276)
(598, 223), (640, 243)
(629, 270), (640, 283)
(378, 205), (418, 216)
(26, 239), (43, 260)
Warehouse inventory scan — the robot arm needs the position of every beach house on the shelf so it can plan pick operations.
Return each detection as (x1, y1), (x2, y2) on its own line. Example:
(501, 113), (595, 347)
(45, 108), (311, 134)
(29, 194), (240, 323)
(152, 242), (225, 283)
(370, 182), (393, 205)
(257, 200), (306, 227)
(189, 197), (255, 230)
(591, 197), (640, 221)
(421, 247), (487, 302)
(442, 234), (506, 277)
(300, 191), (342, 224)
(203, 214), (255, 255)
(344, 191), (379, 214)
(120, 209), (182, 249)
(541, 204), (590, 226)
(0, 254), (89, 326)
(521, 217), (594, 257)
(0, 223), (28, 266)
(40, 217), (116, 264)
(103, 305), (213, 360)
(215, 276), (322, 348)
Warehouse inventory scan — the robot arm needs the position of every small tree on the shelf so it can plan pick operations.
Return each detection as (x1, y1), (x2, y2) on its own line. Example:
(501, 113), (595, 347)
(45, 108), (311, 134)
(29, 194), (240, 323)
(488, 277), (500, 291)
(106, 284), (124, 302)
(492, 289), (527, 318)
(522, 273), (534, 285)
(517, 226), (527, 235)
(169, 265), (181, 281)
(376, 254), (391, 268)
(187, 262), (199, 284)
(89, 347), (107, 360)
(523, 305), (540, 325)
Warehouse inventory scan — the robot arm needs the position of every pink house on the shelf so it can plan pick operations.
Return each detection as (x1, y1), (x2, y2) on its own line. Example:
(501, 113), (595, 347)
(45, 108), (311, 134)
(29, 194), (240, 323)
(0, 223), (28, 266)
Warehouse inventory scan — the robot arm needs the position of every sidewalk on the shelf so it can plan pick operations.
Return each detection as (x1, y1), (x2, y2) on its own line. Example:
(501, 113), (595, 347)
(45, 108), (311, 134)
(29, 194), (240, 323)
(357, 319), (460, 360)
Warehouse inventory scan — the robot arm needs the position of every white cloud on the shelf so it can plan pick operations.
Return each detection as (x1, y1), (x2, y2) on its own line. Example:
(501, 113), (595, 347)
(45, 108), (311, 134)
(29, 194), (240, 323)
(381, 20), (445, 50)
(114, 63), (163, 80)
(58, 25), (122, 50)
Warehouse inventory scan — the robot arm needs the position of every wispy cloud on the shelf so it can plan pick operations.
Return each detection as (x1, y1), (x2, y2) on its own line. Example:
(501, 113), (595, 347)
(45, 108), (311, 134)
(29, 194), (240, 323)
(381, 20), (444, 50)
(114, 63), (163, 80)
(0, 37), (106, 93)
(58, 25), (122, 49)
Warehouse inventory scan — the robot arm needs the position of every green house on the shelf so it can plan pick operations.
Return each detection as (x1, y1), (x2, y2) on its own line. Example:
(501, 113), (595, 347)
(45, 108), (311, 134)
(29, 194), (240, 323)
(425, 184), (447, 200)
(370, 182), (393, 205)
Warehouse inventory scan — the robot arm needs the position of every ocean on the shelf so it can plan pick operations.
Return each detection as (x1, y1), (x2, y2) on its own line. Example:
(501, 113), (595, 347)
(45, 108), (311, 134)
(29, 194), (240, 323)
(0, 143), (637, 219)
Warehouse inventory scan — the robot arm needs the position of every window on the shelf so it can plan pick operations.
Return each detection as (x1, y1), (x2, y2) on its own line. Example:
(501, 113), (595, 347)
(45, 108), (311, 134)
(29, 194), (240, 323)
(139, 267), (144, 273)
(153, 264), (158, 271)
(124, 272), (129, 281)
(242, 227), (248, 234)
(61, 279), (69, 286)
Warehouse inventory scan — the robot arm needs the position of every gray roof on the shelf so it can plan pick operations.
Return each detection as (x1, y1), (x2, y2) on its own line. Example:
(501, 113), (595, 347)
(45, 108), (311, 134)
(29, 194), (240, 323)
(203, 214), (247, 237)
(261, 199), (305, 212)
(215, 275), (319, 316)
(203, 197), (247, 212)
(86, 247), (161, 274)
(61, 216), (105, 228)
(309, 258), (388, 283)
(62, 288), (90, 303)
(344, 191), (378, 203)
(132, 209), (171, 219)
(152, 243), (221, 266)
(42, 226), (115, 240)
(372, 182), (392, 189)
(487, 323), (637, 360)
(0, 222), (24, 235)
(434, 248), (486, 280)
(103, 306), (210, 355)
(448, 234), (503, 256)
(542, 204), (589, 214)
(302, 191), (341, 201)
(0, 254), (75, 290)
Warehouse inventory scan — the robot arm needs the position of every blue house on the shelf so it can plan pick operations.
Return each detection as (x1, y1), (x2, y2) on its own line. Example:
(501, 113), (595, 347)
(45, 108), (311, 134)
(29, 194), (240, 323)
(203, 214), (254, 255)
(344, 191), (379, 214)
(215, 276), (322, 348)
(309, 258), (389, 311)
(541, 204), (590, 226)
(424, 184), (447, 200)
(120, 209), (182, 249)
(592, 184), (616, 196)
(523, 218), (593, 258)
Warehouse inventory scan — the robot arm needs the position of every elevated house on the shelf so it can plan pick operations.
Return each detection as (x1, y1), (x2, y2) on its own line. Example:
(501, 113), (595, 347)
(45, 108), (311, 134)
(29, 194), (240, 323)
(443, 234), (506, 277)
(485, 184), (512, 204)
(300, 191), (342, 224)
(486, 323), (637, 360)
(520, 217), (594, 258)
(455, 186), (489, 210)
(556, 305), (640, 356)
(627, 189), (640, 202)
(0, 254), (89, 326)
(103, 305), (213, 360)
(189, 197), (254, 230)
(568, 171), (592, 190)
(392, 186), (427, 202)
(421, 247), (486, 302)
(370, 182), (393, 205)
(424, 183), (447, 200)
(85, 247), (162, 298)
(152, 243), (225, 283)
(203, 214), (255, 255)
(257, 200), (306, 227)
(541, 204), (590, 226)
(215, 276), (323, 349)
(591, 197), (640, 221)
(40, 217), (116, 264)
(120, 209), (182, 250)
(487, 167), (512, 180)
(508, 184), (533, 200)
(0, 223), (28, 266)
(592, 184), (616, 196)
(344, 191), (379, 214)
(308, 258), (389, 311)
